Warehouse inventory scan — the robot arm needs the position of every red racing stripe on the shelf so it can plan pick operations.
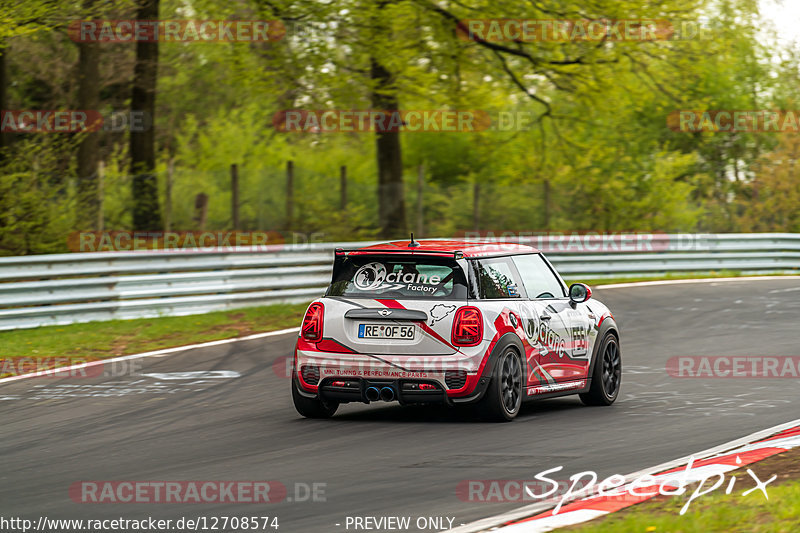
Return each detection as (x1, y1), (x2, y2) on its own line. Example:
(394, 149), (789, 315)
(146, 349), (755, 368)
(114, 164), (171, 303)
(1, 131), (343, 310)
(375, 299), (463, 353)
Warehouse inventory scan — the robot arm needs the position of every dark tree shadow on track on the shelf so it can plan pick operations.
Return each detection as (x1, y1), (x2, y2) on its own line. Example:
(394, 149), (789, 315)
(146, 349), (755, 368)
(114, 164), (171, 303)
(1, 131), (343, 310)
(293, 397), (586, 424)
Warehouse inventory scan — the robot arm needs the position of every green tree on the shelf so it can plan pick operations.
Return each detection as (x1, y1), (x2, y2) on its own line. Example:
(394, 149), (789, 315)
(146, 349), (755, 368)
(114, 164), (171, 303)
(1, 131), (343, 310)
(130, 0), (162, 230)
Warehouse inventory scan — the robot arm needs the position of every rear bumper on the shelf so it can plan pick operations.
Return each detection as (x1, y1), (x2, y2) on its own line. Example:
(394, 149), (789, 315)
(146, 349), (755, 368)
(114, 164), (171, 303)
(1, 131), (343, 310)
(293, 349), (492, 405)
(320, 376), (447, 404)
(294, 374), (492, 406)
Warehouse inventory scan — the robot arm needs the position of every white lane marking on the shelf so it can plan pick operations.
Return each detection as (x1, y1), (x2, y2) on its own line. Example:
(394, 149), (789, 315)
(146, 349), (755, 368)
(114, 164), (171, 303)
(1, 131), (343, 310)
(496, 510), (607, 533)
(769, 286), (800, 293)
(594, 275), (800, 290)
(0, 327), (299, 386)
(448, 417), (800, 533)
(141, 371), (241, 380)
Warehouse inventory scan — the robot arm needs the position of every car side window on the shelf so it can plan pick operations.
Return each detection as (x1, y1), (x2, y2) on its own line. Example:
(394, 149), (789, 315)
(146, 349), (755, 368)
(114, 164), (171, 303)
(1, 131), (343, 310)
(474, 257), (524, 299)
(512, 254), (566, 299)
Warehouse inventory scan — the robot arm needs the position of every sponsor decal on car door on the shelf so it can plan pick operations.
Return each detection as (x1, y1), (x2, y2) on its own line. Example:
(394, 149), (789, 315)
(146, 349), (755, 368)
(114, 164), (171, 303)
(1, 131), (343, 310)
(530, 300), (589, 382)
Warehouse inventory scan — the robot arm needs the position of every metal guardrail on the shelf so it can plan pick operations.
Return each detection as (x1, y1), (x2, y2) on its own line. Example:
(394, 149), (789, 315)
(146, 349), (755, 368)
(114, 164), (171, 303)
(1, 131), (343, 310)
(0, 233), (798, 331)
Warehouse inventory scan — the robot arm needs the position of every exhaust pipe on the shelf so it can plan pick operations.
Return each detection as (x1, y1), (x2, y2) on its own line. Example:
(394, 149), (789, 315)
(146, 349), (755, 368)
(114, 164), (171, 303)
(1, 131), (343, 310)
(365, 386), (380, 402)
(379, 387), (395, 402)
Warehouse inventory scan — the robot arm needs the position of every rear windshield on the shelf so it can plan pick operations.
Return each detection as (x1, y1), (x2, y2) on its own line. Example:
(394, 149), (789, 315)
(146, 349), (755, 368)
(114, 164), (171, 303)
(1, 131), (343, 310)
(327, 255), (468, 300)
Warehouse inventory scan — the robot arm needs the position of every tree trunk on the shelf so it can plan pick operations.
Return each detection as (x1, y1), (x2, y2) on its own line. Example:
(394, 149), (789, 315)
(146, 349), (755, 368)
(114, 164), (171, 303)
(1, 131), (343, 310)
(0, 44), (6, 236)
(286, 160), (294, 231)
(76, 21), (100, 230)
(370, 57), (407, 239)
(0, 44), (7, 163)
(130, 0), (162, 230)
(231, 163), (239, 230)
(416, 164), (424, 237)
(473, 182), (480, 232)
(340, 165), (347, 211)
(543, 179), (550, 231)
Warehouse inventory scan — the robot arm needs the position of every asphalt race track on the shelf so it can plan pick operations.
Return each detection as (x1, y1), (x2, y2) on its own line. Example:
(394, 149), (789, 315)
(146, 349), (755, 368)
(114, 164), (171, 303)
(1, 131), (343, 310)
(2, 278), (800, 532)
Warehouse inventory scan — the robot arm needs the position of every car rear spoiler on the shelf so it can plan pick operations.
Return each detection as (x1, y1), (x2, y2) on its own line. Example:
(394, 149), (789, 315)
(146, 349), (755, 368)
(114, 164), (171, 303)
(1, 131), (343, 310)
(335, 248), (465, 259)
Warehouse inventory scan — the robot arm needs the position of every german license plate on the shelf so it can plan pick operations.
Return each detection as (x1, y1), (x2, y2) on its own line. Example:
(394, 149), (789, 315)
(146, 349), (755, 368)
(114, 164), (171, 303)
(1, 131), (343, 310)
(358, 324), (415, 339)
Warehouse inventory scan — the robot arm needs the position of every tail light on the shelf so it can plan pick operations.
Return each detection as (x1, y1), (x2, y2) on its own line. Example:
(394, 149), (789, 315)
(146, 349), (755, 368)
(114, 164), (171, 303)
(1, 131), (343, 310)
(452, 306), (483, 346)
(301, 302), (324, 341)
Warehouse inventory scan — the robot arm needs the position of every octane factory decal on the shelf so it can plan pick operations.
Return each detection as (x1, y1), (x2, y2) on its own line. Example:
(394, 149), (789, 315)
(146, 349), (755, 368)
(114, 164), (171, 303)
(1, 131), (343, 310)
(527, 380), (585, 396)
(353, 262), (443, 293)
(538, 320), (568, 359)
(519, 303), (539, 342)
(429, 304), (456, 325)
(354, 262), (388, 290)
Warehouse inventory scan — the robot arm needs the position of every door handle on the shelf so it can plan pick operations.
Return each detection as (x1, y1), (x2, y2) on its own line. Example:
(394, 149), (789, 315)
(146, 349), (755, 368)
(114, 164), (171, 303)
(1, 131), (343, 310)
(540, 314), (551, 321)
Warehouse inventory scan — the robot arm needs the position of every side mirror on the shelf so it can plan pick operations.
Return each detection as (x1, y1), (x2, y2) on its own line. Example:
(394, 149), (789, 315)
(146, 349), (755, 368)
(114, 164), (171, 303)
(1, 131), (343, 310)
(569, 283), (592, 304)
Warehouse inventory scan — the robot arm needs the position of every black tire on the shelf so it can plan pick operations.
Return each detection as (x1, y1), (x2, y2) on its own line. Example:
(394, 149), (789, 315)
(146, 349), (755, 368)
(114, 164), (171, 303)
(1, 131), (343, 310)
(292, 379), (338, 418)
(476, 348), (523, 422)
(580, 333), (621, 406)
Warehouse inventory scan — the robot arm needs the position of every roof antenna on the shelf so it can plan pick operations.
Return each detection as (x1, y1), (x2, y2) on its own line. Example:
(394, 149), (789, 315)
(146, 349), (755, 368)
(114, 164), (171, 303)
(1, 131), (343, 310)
(408, 233), (420, 248)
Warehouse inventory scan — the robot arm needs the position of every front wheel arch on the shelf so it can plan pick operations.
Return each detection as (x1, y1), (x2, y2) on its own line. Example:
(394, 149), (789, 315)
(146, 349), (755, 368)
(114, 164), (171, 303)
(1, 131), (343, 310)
(580, 329), (622, 406)
(584, 318), (619, 386)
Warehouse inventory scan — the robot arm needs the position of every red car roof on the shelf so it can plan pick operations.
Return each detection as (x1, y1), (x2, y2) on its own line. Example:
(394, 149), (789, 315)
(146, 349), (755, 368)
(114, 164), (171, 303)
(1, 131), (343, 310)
(342, 239), (539, 258)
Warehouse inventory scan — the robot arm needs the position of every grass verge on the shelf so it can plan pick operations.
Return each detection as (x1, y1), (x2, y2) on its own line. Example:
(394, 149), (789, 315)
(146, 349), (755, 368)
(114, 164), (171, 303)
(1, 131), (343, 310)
(1, 272), (796, 366)
(568, 270), (796, 288)
(564, 446), (800, 533)
(0, 302), (309, 363)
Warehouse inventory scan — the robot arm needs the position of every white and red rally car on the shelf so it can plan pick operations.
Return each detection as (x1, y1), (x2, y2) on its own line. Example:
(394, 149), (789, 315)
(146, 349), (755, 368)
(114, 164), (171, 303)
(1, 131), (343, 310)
(292, 239), (621, 421)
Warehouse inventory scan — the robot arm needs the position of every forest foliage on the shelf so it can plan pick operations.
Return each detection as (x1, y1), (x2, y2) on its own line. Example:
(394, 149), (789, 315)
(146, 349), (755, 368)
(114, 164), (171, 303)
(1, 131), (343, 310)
(0, 0), (798, 254)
